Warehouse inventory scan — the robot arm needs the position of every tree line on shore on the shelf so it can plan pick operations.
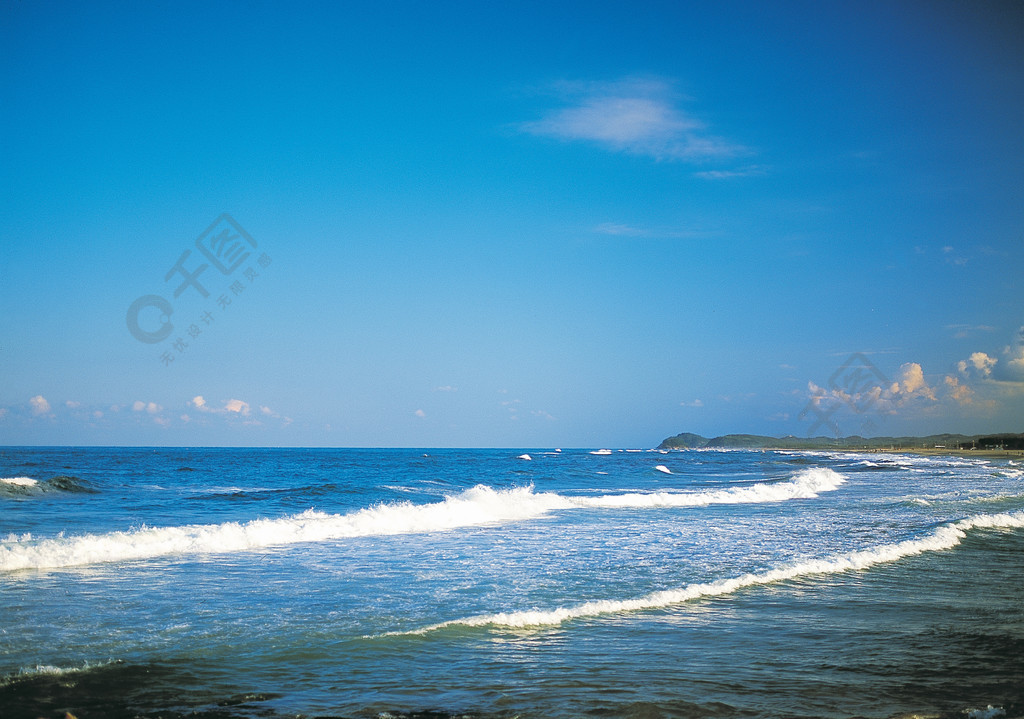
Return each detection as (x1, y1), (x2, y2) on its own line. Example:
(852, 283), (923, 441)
(658, 432), (1024, 451)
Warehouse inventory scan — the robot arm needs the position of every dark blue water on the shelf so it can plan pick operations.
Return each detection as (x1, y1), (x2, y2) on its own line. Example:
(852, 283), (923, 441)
(2, 447), (1022, 719)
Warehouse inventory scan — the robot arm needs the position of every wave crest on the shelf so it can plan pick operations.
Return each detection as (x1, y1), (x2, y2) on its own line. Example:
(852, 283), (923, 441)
(0, 468), (844, 572)
(402, 509), (1024, 633)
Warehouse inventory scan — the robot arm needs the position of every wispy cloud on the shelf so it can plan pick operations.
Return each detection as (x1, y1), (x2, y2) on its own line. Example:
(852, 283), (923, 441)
(946, 324), (996, 339)
(521, 78), (743, 162)
(692, 165), (767, 180)
(593, 222), (707, 239)
(942, 246), (969, 266)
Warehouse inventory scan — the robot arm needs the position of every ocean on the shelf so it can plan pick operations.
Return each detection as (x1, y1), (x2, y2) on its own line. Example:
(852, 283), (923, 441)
(1, 446), (1022, 719)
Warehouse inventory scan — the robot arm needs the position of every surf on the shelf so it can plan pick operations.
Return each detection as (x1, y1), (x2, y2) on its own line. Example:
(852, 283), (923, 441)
(0, 468), (845, 571)
(398, 508), (1024, 633)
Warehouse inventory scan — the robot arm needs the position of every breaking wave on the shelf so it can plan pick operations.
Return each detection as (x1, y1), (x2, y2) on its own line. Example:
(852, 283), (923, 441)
(0, 475), (97, 497)
(402, 509), (1024, 633)
(0, 469), (843, 571)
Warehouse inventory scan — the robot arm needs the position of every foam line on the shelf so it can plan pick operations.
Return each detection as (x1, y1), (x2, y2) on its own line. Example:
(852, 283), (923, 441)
(568, 467), (843, 508)
(0, 659), (121, 687)
(0, 469), (844, 572)
(0, 485), (560, 571)
(403, 509), (1024, 633)
(0, 477), (38, 487)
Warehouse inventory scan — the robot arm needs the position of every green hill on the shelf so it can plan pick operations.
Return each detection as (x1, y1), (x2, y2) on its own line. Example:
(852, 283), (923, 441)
(657, 432), (1024, 451)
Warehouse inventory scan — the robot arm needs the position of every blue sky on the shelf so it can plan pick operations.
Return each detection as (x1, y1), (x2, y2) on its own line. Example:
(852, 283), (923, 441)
(2, 0), (1023, 447)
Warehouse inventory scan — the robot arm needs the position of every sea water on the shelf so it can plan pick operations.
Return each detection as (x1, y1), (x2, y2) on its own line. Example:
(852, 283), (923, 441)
(1, 447), (1022, 719)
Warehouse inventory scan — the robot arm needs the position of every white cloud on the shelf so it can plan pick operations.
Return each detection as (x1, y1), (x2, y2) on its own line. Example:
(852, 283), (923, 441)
(1005, 348), (1024, 380)
(0, 408), (8, 421)
(680, 399), (704, 407)
(189, 395), (290, 425)
(29, 395), (51, 416)
(224, 399), (250, 415)
(889, 363), (936, 401)
(65, 400), (82, 409)
(944, 375), (974, 405)
(191, 396), (249, 415)
(414, 409), (426, 418)
(955, 328), (1024, 385)
(957, 351), (997, 378)
(1000, 327), (1024, 382)
(521, 78), (742, 162)
(132, 401), (162, 414)
(260, 405), (293, 426)
(434, 385), (457, 392)
(804, 361), (938, 423)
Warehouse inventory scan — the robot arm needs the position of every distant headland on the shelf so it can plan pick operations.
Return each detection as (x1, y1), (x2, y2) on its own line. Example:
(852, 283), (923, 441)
(658, 432), (1024, 455)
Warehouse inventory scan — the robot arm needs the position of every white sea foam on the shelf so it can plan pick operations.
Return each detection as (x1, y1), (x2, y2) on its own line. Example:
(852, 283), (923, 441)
(0, 469), (845, 572)
(967, 706), (1006, 719)
(654, 465), (672, 474)
(400, 509), (1024, 633)
(568, 468), (844, 509)
(518, 454), (532, 461)
(0, 659), (121, 687)
(0, 485), (562, 572)
(0, 477), (38, 487)
(590, 449), (612, 455)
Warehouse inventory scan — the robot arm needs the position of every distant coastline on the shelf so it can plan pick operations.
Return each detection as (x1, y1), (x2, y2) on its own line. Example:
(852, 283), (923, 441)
(658, 432), (1024, 458)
